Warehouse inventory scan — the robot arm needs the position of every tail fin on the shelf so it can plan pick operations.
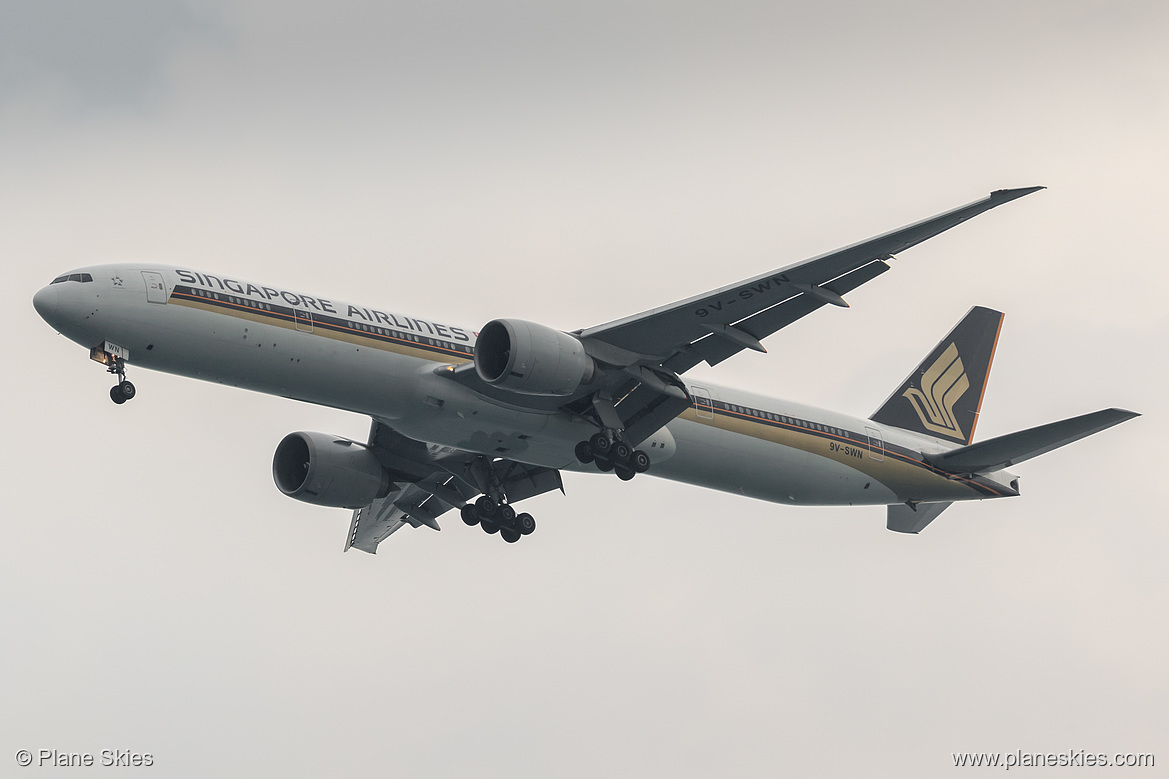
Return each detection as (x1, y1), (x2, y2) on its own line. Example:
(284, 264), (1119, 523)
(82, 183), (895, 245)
(871, 306), (1004, 444)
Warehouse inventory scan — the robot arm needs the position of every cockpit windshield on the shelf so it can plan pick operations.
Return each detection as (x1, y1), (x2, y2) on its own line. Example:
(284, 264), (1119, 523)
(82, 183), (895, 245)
(50, 273), (94, 284)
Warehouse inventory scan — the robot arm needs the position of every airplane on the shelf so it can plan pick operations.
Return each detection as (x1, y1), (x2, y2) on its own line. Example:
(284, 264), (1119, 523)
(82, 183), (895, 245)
(32, 187), (1137, 552)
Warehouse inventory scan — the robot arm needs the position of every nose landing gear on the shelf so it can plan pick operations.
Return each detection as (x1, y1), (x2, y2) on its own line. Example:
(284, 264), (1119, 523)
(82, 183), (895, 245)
(107, 357), (137, 404)
(91, 343), (136, 404)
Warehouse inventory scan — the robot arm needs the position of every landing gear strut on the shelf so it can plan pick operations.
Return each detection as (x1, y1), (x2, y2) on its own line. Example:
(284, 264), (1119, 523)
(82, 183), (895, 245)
(105, 356), (136, 405)
(575, 430), (651, 479)
(460, 495), (536, 544)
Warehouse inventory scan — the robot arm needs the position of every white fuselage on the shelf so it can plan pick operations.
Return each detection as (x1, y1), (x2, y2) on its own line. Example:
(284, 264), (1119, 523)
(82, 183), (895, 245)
(33, 264), (1019, 509)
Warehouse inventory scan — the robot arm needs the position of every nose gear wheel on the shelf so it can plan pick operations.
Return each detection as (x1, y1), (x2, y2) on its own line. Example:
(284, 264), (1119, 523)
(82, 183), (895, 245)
(104, 354), (137, 404)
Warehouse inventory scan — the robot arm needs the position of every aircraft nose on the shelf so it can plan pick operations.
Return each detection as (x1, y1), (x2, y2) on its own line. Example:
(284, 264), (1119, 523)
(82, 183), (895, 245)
(32, 285), (59, 324)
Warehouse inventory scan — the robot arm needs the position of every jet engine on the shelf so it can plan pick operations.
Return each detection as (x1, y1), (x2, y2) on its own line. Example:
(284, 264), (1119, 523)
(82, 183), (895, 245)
(474, 318), (596, 396)
(272, 431), (391, 508)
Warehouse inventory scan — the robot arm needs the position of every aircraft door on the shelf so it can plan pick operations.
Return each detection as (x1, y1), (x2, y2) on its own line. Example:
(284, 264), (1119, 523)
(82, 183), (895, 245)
(142, 271), (168, 304)
(692, 386), (715, 419)
(865, 426), (885, 462)
(294, 309), (313, 333)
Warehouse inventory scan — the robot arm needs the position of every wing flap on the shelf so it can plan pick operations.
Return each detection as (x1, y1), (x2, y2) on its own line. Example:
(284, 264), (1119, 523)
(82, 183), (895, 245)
(617, 383), (694, 447)
(346, 491), (410, 553)
(345, 420), (564, 554)
(491, 461), (565, 503)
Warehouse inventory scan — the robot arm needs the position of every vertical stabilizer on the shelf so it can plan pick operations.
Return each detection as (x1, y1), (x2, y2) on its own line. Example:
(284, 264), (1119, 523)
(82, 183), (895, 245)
(871, 307), (1004, 444)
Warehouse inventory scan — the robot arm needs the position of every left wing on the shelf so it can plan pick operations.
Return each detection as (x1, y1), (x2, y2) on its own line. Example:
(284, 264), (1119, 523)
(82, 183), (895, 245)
(444, 188), (1043, 447)
(580, 187), (1044, 371)
(346, 420), (564, 554)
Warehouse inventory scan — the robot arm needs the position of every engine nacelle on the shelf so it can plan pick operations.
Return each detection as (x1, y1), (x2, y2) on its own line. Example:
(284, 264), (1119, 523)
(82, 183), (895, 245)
(474, 318), (596, 396)
(272, 431), (391, 508)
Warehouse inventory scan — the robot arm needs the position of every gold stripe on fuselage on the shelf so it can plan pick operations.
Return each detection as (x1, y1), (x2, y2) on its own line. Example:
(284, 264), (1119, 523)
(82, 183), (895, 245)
(677, 405), (1000, 501)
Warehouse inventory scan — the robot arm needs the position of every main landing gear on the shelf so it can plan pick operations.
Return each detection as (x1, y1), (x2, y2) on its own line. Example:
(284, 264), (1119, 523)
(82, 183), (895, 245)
(460, 495), (536, 544)
(574, 431), (651, 481)
(106, 356), (136, 405)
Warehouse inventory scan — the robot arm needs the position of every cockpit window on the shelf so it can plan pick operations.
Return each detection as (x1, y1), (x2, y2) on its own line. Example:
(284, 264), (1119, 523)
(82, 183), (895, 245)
(50, 273), (94, 284)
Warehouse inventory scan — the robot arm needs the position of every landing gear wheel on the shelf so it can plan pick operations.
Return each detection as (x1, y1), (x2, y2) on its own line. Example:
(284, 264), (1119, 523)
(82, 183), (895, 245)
(481, 519), (500, 535)
(612, 441), (632, 464)
(574, 441), (595, 464)
(590, 433), (612, 457)
(460, 505), (480, 526)
(118, 380), (136, 400)
(595, 457), (614, 472)
(501, 529), (521, 543)
(615, 465), (636, 481)
(475, 495), (497, 517)
(631, 450), (651, 473)
(517, 513), (536, 535)
(499, 504), (516, 524)
(110, 386), (127, 404)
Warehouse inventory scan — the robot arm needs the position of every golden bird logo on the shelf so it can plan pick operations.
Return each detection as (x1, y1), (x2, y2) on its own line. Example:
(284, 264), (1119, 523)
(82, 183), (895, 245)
(903, 343), (969, 440)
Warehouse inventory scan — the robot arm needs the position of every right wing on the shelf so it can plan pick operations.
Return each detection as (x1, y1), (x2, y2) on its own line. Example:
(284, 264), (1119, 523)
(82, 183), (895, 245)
(345, 420), (564, 554)
(346, 473), (476, 554)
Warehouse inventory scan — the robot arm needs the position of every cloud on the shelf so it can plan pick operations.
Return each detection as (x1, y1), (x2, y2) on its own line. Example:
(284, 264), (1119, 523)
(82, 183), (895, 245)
(0, 0), (225, 115)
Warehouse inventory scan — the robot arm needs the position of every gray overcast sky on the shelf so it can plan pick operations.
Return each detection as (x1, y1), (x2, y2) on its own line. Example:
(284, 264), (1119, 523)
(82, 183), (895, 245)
(2, 1), (1166, 776)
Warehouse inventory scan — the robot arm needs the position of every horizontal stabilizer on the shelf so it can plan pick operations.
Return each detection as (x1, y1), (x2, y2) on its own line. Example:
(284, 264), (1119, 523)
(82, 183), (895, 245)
(928, 408), (1139, 473)
(888, 501), (952, 534)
